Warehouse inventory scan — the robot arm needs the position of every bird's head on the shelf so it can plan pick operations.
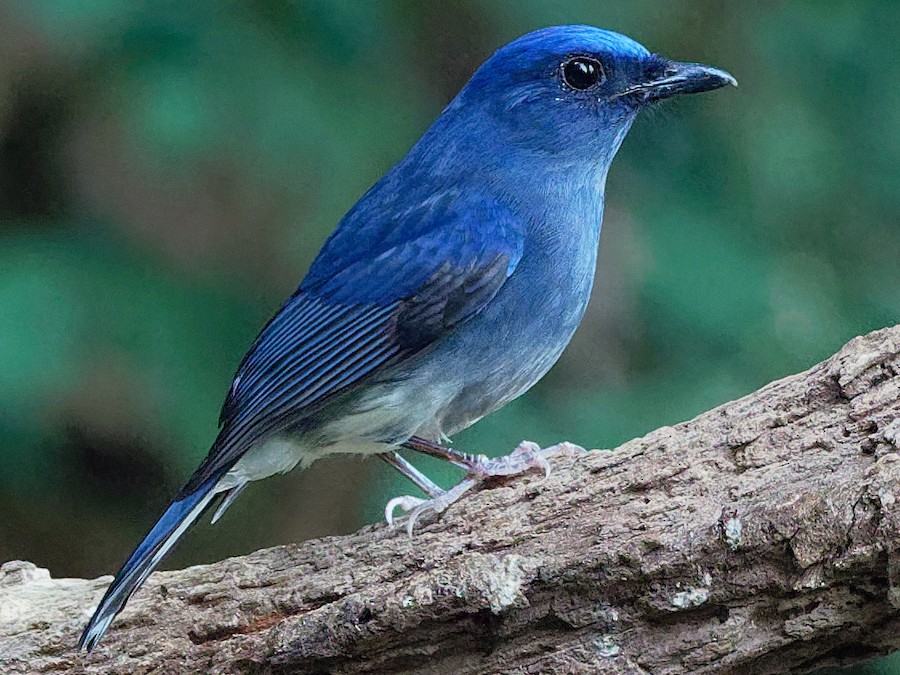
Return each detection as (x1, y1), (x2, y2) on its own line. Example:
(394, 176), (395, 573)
(450, 25), (736, 162)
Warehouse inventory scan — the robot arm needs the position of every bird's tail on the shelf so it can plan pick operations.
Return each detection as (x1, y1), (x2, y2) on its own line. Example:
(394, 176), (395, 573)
(77, 474), (221, 652)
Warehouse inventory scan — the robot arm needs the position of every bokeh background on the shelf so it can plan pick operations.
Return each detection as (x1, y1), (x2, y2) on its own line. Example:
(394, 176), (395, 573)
(1, 1), (897, 670)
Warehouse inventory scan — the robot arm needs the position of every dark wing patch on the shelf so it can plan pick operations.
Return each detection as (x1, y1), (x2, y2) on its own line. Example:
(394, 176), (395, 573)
(396, 254), (512, 350)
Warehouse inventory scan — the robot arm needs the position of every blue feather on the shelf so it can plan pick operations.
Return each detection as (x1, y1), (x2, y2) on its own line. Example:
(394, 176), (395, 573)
(78, 475), (222, 651)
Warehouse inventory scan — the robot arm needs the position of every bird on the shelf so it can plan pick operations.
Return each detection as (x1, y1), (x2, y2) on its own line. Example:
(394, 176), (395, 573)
(78, 24), (735, 651)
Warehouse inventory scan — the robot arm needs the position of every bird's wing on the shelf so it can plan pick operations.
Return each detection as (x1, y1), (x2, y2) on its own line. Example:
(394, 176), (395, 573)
(190, 192), (525, 492)
(80, 194), (523, 647)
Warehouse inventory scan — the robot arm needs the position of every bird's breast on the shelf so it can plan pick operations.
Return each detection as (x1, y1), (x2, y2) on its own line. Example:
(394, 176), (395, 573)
(423, 200), (603, 437)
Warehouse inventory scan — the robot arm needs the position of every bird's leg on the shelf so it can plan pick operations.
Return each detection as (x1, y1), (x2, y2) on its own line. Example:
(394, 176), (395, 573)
(384, 437), (586, 535)
(378, 451), (444, 498)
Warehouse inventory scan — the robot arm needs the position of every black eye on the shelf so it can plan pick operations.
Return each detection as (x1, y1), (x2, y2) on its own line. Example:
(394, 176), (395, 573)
(561, 57), (605, 90)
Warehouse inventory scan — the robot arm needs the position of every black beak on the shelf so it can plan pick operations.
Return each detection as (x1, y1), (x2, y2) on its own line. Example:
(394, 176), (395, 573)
(620, 61), (737, 103)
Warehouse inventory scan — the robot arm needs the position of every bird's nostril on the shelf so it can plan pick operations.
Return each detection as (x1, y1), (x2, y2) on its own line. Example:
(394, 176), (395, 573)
(664, 65), (679, 78)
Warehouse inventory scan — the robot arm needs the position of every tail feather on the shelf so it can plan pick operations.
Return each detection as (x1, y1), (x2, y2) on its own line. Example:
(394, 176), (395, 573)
(210, 482), (248, 524)
(78, 475), (221, 652)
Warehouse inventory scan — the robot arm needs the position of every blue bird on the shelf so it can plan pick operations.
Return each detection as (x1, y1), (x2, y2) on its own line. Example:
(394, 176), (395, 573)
(79, 25), (734, 651)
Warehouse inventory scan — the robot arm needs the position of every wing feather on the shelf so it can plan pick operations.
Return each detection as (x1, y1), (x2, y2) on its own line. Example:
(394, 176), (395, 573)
(189, 193), (525, 492)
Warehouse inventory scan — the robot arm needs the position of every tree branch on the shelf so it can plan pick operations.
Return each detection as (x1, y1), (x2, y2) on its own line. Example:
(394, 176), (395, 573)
(3, 325), (900, 674)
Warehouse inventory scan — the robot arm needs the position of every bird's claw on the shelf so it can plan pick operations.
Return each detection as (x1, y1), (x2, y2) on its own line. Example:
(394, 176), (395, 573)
(385, 478), (478, 536)
(385, 495), (440, 537)
(384, 495), (428, 529)
(471, 440), (586, 481)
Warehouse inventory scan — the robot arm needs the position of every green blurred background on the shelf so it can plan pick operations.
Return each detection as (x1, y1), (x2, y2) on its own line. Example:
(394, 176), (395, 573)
(0, 1), (897, 670)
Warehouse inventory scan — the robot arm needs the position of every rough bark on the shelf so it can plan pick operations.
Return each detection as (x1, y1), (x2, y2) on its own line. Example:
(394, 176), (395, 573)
(2, 325), (900, 675)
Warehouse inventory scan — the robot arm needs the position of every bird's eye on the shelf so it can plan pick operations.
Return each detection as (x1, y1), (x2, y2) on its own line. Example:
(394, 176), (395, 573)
(561, 57), (605, 90)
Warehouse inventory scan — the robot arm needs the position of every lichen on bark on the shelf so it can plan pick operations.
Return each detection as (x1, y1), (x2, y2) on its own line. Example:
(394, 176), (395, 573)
(1, 325), (899, 674)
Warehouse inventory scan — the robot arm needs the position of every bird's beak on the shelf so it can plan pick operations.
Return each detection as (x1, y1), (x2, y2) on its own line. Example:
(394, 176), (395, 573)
(620, 61), (737, 102)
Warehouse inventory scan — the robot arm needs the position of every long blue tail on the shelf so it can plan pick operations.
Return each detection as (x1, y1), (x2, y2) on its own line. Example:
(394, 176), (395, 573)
(78, 475), (221, 652)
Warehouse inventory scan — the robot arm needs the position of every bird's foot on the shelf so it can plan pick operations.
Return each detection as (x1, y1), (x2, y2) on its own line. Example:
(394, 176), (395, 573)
(464, 440), (587, 481)
(384, 441), (586, 535)
(385, 477), (478, 536)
